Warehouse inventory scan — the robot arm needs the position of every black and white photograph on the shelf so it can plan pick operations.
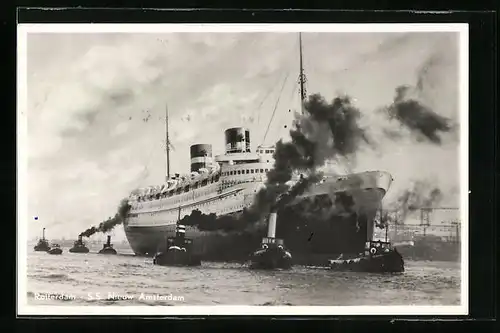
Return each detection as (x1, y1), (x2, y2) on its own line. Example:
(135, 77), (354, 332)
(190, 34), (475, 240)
(17, 24), (468, 315)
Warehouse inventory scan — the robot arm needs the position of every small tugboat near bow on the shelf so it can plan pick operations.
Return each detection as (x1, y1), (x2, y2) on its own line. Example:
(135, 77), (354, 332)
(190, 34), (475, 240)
(153, 207), (202, 267)
(249, 211), (293, 270)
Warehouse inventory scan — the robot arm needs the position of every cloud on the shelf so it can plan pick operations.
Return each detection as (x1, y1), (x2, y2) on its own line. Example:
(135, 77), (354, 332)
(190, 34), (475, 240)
(110, 121), (131, 137)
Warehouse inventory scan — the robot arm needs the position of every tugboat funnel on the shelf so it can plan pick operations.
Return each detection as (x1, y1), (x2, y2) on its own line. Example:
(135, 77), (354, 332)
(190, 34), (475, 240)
(267, 212), (277, 238)
(106, 235), (111, 247)
(78, 235), (82, 242)
(42, 228), (45, 240)
(176, 225), (186, 239)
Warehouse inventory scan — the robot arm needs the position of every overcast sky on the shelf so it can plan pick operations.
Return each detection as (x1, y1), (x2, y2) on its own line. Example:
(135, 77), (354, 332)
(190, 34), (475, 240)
(25, 31), (461, 240)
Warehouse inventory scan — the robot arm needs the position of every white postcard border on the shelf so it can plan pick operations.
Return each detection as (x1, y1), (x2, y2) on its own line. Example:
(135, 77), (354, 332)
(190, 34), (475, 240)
(17, 23), (469, 316)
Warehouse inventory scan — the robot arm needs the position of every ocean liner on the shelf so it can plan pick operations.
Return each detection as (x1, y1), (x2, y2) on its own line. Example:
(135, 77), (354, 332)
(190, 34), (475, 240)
(123, 33), (393, 259)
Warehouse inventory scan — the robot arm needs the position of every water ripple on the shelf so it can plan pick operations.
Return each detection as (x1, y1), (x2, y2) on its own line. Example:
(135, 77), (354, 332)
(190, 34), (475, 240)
(26, 251), (461, 306)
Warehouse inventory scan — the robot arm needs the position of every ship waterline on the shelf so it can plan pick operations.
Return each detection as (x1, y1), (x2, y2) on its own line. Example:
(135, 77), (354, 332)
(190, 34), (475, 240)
(124, 170), (392, 257)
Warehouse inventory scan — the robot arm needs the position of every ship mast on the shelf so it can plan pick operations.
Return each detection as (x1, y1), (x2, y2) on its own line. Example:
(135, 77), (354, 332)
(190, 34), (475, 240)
(298, 32), (307, 114)
(165, 104), (170, 182)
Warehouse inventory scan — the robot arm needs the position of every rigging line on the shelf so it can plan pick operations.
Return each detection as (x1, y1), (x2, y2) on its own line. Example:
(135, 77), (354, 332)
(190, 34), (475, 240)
(276, 77), (299, 133)
(262, 70), (291, 145)
(272, 74), (299, 139)
(272, 38), (302, 132)
(255, 71), (287, 128)
(256, 35), (299, 129)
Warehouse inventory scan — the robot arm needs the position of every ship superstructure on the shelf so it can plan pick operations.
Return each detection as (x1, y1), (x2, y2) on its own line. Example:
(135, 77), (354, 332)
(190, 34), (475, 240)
(124, 33), (393, 257)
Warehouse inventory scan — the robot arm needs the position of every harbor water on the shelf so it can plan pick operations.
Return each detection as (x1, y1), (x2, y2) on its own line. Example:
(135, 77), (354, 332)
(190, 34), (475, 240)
(25, 245), (461, 306)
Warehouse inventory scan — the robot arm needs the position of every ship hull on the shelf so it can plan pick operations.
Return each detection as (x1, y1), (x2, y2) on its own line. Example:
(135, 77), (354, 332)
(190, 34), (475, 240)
(124, 171), (392, 262)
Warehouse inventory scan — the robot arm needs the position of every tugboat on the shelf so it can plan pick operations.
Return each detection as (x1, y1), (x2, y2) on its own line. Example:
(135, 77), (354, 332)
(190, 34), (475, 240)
(153, 223), (202, 267)
(329, 240), (404, 273)
(47, 243), (63, 255)
(69, 235), (90, 253)
(249, 211), (293, 270)
(98, 235), (117, 255)
(34, 227), (50, 252)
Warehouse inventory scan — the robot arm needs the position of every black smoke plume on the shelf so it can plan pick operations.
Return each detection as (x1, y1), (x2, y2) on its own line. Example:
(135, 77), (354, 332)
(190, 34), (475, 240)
(303, 94), (373, 157)
(179, 209), (261, 234)
(380, 47), (458, 146)
(378, 180), (444, 227)
(384, 85), (453, 145)
(79, 199), (131, 237)
(267, 94), (370, 186)
(272, 173), (324, 210)
(258, 94), (370, 219)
